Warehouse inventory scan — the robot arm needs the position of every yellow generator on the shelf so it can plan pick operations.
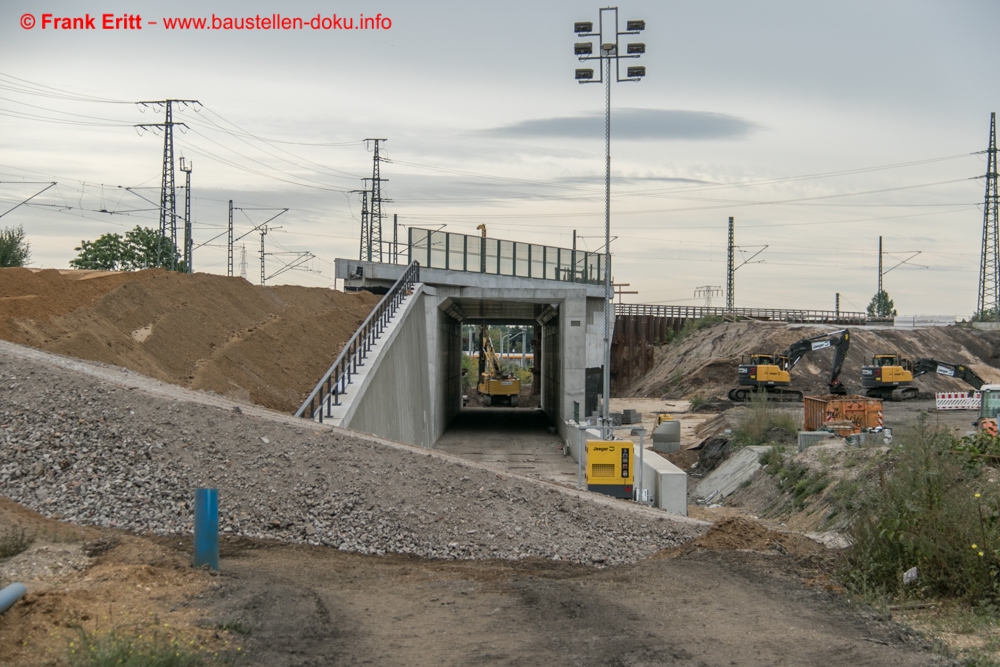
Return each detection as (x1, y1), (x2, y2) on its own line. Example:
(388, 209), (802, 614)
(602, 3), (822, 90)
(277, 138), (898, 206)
(586, 440), (634, 499)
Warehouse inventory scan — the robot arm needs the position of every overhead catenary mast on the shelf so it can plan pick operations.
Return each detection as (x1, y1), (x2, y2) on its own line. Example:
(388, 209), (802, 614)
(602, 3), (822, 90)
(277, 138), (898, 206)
(135, 99), (199, 270)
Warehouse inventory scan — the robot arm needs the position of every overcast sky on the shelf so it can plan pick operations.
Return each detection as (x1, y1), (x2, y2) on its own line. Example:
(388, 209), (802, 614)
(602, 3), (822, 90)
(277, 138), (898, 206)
(1, 0), (998, 316)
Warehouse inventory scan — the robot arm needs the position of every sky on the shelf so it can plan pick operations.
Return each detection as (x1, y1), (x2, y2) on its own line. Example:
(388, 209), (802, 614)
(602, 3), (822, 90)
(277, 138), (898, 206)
(1, 0), (998, 317)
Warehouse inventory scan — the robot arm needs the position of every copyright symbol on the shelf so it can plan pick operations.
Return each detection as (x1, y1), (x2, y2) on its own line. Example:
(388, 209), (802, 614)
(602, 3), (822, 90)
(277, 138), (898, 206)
(20, 13), (35, 29)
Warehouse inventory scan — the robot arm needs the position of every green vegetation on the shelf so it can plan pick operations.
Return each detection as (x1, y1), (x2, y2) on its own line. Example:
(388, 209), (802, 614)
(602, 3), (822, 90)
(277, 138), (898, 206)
(0, 225), (31, 267)
(842, 418), (1000, 604)
(731, 391), (800, 448)
(0, 524), (36, 558)
(216, 620), (251, 635)
(70, 226), (183, 272)
(655, 315), (725, 346)
(866, 289), (897, 318)
(758, 446), (830, 511)
(67, 629), (209, 667)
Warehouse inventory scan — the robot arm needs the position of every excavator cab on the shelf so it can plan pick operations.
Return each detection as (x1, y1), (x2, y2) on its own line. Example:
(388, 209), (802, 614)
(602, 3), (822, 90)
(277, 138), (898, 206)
(736, 353), (791, 388)
(862, 354), (914, 395)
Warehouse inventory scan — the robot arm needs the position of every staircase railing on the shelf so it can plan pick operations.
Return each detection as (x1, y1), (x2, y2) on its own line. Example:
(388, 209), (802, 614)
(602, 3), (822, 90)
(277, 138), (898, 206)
(295, 261), (420, 422)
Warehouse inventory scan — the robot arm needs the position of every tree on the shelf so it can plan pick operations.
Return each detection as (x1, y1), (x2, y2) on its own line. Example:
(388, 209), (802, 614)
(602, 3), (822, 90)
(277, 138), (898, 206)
(70, 226), (181, 271)
(867, 289), (897, 318)
(0, 225), (31, 267)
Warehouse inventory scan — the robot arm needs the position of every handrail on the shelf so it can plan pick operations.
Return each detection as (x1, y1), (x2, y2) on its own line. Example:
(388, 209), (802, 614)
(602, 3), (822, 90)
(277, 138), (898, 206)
(296, 261), (420, 421)
(613, 303), (893, 324)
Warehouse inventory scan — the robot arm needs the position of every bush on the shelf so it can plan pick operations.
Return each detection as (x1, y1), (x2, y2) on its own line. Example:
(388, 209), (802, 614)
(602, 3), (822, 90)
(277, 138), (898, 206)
(732, 391), (801, 448)
(843, 418), (1000, 603)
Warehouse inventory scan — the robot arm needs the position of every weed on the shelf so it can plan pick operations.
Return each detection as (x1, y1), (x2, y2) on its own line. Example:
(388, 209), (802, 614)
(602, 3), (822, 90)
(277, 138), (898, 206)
(67, 628), (208, 667)
(758, 446), (829, 510)
(0, 525), (36, 558)
(216, 620), (251, 635)
(732, 392), (801, 448)
(689, 394), (706, 411)
(842, 417), (1000, 604)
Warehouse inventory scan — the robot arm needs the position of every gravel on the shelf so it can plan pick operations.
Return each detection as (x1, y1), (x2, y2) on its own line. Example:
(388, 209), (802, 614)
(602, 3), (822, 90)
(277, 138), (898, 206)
(0, 343), (704, 566)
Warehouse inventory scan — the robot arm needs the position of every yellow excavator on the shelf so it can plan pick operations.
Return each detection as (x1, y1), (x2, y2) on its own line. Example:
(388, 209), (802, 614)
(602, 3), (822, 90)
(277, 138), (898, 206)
(477, 326), (521, 407)
(861, 354), (985, 401)
(728, 329), (851, 402)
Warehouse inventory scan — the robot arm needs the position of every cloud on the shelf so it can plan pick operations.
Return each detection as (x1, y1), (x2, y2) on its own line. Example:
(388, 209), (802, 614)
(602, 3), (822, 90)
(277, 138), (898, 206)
(486, 108), (760, 141)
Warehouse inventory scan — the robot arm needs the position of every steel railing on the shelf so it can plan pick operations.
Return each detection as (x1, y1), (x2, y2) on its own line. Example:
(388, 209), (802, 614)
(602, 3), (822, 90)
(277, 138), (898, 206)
(614, 303), (893, 324)
(295, 261), (420, 422)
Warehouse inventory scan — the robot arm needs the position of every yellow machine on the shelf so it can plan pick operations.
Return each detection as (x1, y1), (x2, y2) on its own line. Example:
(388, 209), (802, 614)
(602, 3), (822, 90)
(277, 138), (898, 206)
(586, 440), (634, 499)
(476, 326), (521, 407)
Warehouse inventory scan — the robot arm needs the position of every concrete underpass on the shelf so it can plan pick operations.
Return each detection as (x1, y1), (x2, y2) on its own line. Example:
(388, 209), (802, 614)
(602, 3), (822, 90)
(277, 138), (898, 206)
(334, 258), (607, 448)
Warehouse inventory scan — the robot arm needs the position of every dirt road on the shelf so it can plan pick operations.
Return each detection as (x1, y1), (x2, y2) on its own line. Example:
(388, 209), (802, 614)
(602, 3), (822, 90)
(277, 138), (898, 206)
(189, 536), (944, 667)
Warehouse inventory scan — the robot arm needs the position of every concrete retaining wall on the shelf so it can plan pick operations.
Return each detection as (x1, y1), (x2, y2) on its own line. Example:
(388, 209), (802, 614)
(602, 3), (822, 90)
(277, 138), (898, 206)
(638, 451), (687, 516)
(342, 288), (435, 447)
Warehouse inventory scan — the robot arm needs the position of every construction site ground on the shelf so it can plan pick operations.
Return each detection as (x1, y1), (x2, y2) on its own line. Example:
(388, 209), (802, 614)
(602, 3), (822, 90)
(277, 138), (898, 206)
(4, 268), (1000, 664)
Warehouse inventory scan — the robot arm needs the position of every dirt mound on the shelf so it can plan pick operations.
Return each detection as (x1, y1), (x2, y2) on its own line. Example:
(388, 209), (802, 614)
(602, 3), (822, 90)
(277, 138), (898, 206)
(626, 320), (1000, 400)
(692, 517), (821, 555)
(0, 268), (379, 413)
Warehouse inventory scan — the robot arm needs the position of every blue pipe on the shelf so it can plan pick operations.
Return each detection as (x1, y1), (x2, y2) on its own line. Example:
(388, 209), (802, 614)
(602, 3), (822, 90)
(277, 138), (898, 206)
(194, 488), (219, 571)
(0, 582), (27, 614)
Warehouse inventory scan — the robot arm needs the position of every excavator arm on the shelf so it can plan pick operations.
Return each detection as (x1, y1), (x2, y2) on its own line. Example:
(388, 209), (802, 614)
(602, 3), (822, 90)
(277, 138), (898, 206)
(782, 328), (851, 394)
(912, 359), (985, 390)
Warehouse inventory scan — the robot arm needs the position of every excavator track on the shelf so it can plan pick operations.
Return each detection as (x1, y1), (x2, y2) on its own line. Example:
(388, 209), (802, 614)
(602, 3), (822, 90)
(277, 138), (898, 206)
(863, 386), (920, 402)
(727, 386), (803, 403)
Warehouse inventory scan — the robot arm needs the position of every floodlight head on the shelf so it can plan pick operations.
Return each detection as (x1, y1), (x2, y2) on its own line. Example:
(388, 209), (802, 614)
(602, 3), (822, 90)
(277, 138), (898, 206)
(627, 66), (646, 78)
(574, 21), (593, 34)
(627, 42), (645, 55)
(575, 68), (595, 81)
(574, 42), (593, 55)
(626, 20), (645, 31)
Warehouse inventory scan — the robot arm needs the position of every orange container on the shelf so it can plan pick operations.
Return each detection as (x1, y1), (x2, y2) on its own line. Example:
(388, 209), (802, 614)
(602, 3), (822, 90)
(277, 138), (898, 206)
(803, 395), (883, 435)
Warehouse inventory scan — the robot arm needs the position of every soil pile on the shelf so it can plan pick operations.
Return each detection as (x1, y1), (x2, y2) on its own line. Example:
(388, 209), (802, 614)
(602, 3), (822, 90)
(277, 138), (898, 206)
(626, 320), (1000, 400)
(0, 268), (379, 413)
(690, 517), (821, 556)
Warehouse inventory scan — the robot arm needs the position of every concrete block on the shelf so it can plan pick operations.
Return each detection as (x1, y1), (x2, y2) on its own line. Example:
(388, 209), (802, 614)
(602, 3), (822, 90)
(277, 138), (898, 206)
(637, 448), (687, 516)
(797, 431), (838, 452)
(651, 420), (681, 453)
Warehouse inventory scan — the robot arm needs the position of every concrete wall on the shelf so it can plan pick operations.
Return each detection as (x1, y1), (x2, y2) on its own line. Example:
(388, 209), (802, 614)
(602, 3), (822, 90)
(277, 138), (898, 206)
(638, 451), (688, 516)
(343, 290), (435, 447)
(542, 316), (561, 423)
(434, 304), (463, 443)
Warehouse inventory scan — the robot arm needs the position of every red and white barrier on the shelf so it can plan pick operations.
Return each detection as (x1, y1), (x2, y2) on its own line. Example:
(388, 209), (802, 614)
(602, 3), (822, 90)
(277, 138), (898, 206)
(935, 391), (981, 410)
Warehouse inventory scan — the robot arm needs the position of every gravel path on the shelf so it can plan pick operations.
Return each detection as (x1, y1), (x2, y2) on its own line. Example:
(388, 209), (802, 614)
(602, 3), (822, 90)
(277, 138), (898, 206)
(0, 341), (704, 566)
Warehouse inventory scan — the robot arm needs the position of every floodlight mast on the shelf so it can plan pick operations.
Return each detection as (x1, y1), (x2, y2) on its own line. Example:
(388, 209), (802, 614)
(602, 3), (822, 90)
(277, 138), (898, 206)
(574, 8), (644, 439)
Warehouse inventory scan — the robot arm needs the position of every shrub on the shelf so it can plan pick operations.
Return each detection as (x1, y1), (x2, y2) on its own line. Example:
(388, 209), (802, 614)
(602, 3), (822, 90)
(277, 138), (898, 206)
(843, 418), (1000, 603)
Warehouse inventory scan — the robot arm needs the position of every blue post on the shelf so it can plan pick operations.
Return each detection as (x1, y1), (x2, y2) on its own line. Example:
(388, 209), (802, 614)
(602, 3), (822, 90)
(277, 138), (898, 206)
(193, 488), (219, 571)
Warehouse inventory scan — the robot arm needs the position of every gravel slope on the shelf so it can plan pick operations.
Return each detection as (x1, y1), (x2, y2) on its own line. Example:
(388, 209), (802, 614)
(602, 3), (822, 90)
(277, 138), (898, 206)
(0, 341), (704, 566)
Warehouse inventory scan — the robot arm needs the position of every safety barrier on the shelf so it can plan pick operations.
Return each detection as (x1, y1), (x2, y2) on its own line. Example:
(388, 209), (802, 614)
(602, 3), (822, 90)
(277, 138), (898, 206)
(935, 391), (981, 411)
(295, 261), (420, 422)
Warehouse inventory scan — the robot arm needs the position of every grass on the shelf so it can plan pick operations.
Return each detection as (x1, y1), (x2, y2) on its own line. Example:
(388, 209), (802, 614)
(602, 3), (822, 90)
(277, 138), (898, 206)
(758, 446), (829, 511)
(0, 524), (36, 558)
(732, 391), (801, 448)
(67, 628), (211, 667)
(216, 620), (251, 635)
(655, 315), (725, 347)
